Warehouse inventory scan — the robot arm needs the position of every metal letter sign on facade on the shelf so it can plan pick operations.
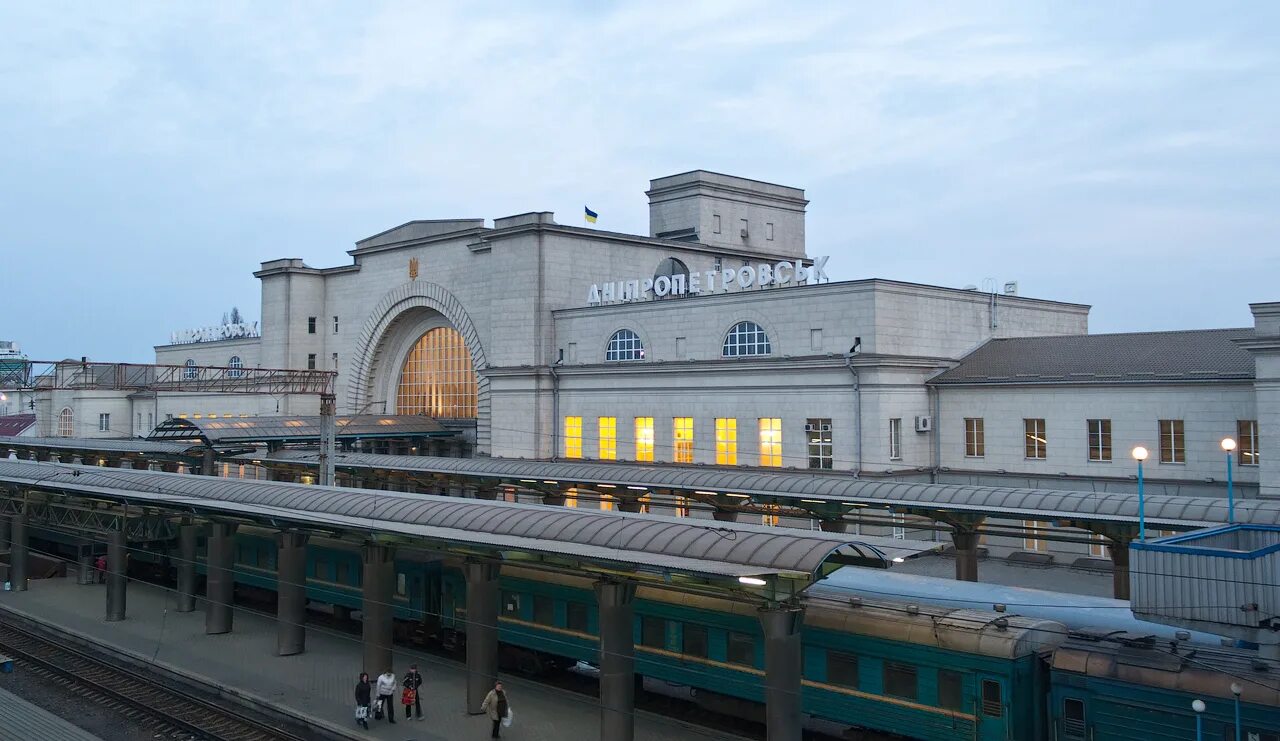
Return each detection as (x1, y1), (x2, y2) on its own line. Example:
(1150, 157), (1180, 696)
(169, 322), (261, 345)
(587, 256), (831, 306)
(409, 257), (419, 281)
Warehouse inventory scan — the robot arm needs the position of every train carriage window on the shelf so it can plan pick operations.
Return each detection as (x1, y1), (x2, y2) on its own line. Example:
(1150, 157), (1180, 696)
(884, 662), (918, 700)
(336, 560), (350, 585)
(502, 591), (521, 617)
(682, 624), (708, 659)
(396, 573), (407, 597)
(640, 616), (665, 649)
(532, 595), (555, 626)
(313, 557), (329, 579)
(826, 651), (859, 689)
(938, 670), (963, 711)
(726, 631), (755, 667)
(566, 602), (589, 633)
(981, 680), (1003, 717)
(1062, 698), (1086, 739)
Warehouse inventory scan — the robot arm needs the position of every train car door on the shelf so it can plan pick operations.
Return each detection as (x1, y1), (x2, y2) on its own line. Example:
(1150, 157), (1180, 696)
(975, 677), (1009, 741)
(1056, 695), (1089, 741)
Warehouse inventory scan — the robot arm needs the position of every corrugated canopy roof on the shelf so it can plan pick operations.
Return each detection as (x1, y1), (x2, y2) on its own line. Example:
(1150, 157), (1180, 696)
(0, 435), (199, 456)
(237, 450), (1280, 528)
(0, 460), (930, 588)
(147, 415), (456, 445)
(930, 328), (1256, 386)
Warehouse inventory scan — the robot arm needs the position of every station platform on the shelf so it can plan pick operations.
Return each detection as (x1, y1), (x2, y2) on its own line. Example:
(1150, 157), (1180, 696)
(0, 684), (105, 741)
(0, 576), (743, 741)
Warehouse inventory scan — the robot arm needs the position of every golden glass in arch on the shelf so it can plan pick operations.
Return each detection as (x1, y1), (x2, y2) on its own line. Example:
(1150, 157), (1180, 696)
(395, 327), (477, 418)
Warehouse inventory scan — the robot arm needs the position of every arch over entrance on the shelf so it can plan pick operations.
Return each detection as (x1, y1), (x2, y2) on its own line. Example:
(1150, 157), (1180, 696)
(348, 281), (490, 450)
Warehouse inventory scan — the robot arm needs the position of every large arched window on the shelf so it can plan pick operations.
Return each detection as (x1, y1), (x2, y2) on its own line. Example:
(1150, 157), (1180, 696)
(184, 359), (197, 380)
(396, 327), (477, 418)
(722, 321), (771, 357)
(228, 356), (243, 378)
(606, 329), (645, 361)
(58, 407), (73, 437)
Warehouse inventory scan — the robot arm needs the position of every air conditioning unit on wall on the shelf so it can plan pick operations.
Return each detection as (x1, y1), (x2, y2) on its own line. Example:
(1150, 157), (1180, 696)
(914, 416), (933, 433)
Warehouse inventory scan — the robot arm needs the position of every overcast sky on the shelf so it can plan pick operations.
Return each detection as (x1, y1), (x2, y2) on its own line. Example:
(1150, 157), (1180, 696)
(2, 2), (1277, 362)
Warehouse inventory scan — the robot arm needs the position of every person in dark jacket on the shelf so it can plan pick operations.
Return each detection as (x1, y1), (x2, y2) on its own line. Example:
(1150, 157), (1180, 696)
(354, 673), (372, 730)
(403, 663), (424, 720)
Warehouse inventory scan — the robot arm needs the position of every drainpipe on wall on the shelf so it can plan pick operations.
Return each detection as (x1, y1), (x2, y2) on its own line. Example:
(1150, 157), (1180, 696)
(844, 354), (861, 477)
(928, 384), (941, 483)
(549, 350), (562, 460)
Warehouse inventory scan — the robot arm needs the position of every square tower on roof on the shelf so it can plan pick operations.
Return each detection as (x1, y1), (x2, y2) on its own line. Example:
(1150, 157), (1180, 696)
(646, 171), (808, 259)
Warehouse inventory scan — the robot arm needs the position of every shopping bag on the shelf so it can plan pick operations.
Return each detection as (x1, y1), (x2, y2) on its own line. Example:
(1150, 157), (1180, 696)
(355, 705), (369, 720)
(502, 708), (514, 728)
(374, 698), (384, 719)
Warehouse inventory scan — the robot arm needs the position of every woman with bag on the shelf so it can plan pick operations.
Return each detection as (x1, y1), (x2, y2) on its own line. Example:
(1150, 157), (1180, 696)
(353, 673), (372, 730)
(480, 680), (511, 738)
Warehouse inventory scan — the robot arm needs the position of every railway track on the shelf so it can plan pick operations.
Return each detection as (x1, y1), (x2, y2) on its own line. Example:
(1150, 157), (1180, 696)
(0, 619), (307, 741)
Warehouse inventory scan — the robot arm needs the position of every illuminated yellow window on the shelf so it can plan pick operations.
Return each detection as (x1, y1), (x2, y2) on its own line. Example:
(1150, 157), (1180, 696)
(564, 416), (582, 459)
(675, 495), (690, 517)
(759, 418), (782, 467)
(600, 498), (615, 511)
(634, 417), (654, 461)
(565, 487), (578, 508)
(598, 417), (617, 460)
(762, 504), (781, 527)
(715, 418), (737, 465)
(673, 417), (694, 463)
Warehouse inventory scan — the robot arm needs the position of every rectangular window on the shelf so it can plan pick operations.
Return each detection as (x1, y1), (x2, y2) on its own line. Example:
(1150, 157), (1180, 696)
(136, 412), (142, 429)
(1024, 418), (1047, 459)
(307, 316), (316, 334)
(640, 616), (665, 649)
(566, 602), (589, 633)
(1159, 419), (1185, 463)
(533, 594), (555, 625)
(1238, 420), (1260, 466)
(598, 417), (616, 460)
(889, 418), (902, 460)
(673, 417), (694, 463)
(307, 353), (317, 370)
(758, 418), (782, 466)
(333, 316), (339, 334)
(1087, 419), (1112, 461)
(682, 624), (708, 658)
(826, 651), (858, 689)
(148, 413), (153, 428)
(396, 573), (407, 597)
(739, 218), (748, 237)
(981, 680), (1003, 717)
(938, 670), (963, 711)
(765, 222), (774, 241)
(332, 352), (338, 372)
(564, 416), (582, 459)
(336, 560), (350, 584)
(713, 214), (721, 234)
(883, 662), (918, 700)
(635, 417), (654, 461)
(1023, 520), (1049, 552)
(726, 631), (754, 667)
(1089, 533), (1109, 559)
(964, 418), (985, 457)
(715, 418), (737, 465)
(501, 591), (521, 617)
(807, 418), (833, 469)
(810, 328), (822, 351)
(98, 413), (110, 432)
(1062, 698), (1086, 739)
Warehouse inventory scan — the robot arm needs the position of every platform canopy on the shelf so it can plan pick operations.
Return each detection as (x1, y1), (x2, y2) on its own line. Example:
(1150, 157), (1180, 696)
(147, 415), (457, 447)
(0, 460), (937, 600)
(0, 435), (201, 457)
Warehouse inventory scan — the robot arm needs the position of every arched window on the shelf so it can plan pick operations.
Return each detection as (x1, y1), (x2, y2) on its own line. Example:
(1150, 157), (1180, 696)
(654, 257), (689, 282)
(396, 327), (477, 418)
(184, 359), (197, 380)
(606, 329), (644, 361)
(58, 407), (73, 437)
(722, 321), (771, 357)
(227, 356), (243, 378)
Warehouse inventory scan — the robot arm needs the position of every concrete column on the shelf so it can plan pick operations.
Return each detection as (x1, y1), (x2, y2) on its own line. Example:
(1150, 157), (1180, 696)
(617, 499), (644, 513)
(105, 529), (127, 622)
(276, 531), (308, 656)
(759, 605), (805, 741)
(1109, 538), (1131, 600)
(362, 543), (395, 676)
(464, 561), (501, 714)
(818, 519), (849, 533)
(202, 447), (217, 476)
(205, 522), (237, 634)
(951, 528), (981, 582)
(594, 580), (637, 741)
(0, 513), (10, 551)
(175, 524), (198, 612)
(318, 393), (336, 487)
(10, 508), (28, 591)
(712, 510), (740, 522)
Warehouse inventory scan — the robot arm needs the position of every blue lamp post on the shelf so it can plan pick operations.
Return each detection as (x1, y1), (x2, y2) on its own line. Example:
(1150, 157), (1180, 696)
(1231, 683), (1242, 741)
(1193, 699), (1206, 741)
(1133, 446), (1149, 540)
(1222, 437), (1237, 523)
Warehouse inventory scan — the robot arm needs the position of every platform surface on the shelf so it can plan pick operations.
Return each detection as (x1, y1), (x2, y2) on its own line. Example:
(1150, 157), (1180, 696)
(0, 684), (105, 741)
(0, 575), (743, 741)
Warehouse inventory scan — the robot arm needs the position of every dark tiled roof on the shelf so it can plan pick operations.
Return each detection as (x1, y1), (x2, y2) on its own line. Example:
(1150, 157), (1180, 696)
(0, 414), (35, 436)
(930, 328), (1256, 385)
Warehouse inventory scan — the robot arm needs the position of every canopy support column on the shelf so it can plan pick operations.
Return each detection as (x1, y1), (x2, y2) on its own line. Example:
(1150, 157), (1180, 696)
(362, 543), (394, 676)
(276, 531), (308, 655)
(9, 506), (27, 591)
(940, 513), (986, 582)
(318, 393), (336, 487)
(205, 522), (237, 634)
(594, 579), (637, 741)
(175, 523), (198, 613)
(760, 605), (804, 741)
(105, 528), (126, 622)
(1109, 537), (1131, 600)
(465, 561), (500, 714)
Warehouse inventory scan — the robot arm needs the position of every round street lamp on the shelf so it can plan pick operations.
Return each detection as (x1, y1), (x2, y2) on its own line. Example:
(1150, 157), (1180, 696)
(1230, 682), (1242, 741)
(1222, 437), (1237, 524)
(1132, 446), (1149, 540)
(1192, 699), (1206, 741)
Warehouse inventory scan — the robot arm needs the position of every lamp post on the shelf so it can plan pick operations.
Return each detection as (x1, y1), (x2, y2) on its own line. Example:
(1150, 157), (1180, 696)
(1132, 446), (1149, 541)
(1222, 437), (1237, 524)
(1192, 699), (1206, 741)
(1231, 683), (1242, 741)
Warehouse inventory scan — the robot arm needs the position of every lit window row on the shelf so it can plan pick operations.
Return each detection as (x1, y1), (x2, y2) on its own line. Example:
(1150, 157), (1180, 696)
(562, 416), (835, 468)
(962, 417), (1260, 465)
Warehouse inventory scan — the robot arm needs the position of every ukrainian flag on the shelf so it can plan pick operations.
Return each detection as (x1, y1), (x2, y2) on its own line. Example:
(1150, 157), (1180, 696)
(584, 206), (598, 224)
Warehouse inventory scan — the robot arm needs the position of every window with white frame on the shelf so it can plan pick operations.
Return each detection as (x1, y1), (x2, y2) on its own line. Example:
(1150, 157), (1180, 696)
(184, 359), (197, 380)
(888, 418), (902, 460)
(722, 321), (771, 357)
(1159, 419), (1185, 463)
(1023, 520), (1049, 552)
(98, 413), (110, 432)
(806, 418), (832, 469)
(1087, 419), (1112, 461)
(964, 418), (985, 457)
(333, 315), (339, 334)
(1024, 418), (1047, 459)
(228, 356), (243, 378)
(1237, 420), (1259, 466)
(606, 329), (644, 361)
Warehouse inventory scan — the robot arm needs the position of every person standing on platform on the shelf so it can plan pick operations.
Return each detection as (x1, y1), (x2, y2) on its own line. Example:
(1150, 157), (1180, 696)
(480, 680), (510, 738)
(354, 672), (372, 730)
(402, 663), (424, 720)
(94, 554), (107, 583)
(375, 668), (397, 724)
